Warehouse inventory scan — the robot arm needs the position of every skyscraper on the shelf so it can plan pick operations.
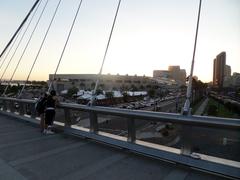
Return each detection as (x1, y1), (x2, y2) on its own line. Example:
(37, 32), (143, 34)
(213, 52), (226, 88)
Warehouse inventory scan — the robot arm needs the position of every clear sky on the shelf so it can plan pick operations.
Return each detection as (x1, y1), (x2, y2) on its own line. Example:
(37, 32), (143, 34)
(0, 0), (239, 82)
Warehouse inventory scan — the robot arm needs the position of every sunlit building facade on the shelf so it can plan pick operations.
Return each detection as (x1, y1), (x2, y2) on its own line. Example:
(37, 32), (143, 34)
(153, 66), (186, 86)
(49, 74), (153, 92)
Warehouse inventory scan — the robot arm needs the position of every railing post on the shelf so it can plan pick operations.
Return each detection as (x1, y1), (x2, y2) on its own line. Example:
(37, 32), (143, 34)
(89, 112), (98, 133)
(127, 118), (136, 143)
(64, 108), (71, 127)
(2, 100), (8, 111)
(180, 125), (193, 156)
(30, 103), (37, 119)
(9, 101), (15, 113)
(19, 102), (25, 115)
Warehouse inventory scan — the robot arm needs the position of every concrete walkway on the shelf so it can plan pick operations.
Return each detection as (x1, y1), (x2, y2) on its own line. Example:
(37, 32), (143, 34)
(0, 114), (226, 180)
(194, 97), (209, 115)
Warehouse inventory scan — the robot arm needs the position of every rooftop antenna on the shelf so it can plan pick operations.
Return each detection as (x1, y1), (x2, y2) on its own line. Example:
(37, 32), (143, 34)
(182, 0), (202, 115)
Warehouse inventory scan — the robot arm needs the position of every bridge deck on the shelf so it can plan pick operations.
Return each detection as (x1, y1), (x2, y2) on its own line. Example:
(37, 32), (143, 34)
(0, 114), (226, 180)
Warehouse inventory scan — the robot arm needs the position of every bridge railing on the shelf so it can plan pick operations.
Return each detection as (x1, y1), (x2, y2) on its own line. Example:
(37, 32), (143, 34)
(0, 97), (240, 179)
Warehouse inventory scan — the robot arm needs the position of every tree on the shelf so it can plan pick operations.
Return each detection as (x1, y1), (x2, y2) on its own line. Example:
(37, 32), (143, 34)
(8, 85), (21, 96)
(156, 89), (164, 99)
(131, 84), (138, 91)
(236, 88), (240, 98)
(139, 85), (144, 90)
(96, 89), (103, 95)
(67, 87), (79, 98)
(105, 91), (114, 99)
(122, 92), (129, 102)
(207, 105), (217, 116)
(91, 82), (95, 89)
(148, 88), (156, 98)
(189, 77), (207, 104)
(80, 83), (85, 90)
(99, 84), (105, 90)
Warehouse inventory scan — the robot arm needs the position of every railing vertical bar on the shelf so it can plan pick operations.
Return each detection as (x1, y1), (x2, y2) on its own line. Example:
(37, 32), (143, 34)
(127, 118), (136, 143)
(30, 103), (36, 119)
(2, 100), (7, 111)
(64, 108), (71, 127)
(89, 112), (98, 133)
(19, 102), (25, 115)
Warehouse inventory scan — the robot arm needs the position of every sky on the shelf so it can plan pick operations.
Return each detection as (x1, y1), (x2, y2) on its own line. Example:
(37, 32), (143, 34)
(0, 0), (239, 82)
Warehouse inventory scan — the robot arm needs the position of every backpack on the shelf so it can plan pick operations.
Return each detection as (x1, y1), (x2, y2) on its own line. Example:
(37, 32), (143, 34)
(45, 95), (56, 108)
(35, 96), (47, 113)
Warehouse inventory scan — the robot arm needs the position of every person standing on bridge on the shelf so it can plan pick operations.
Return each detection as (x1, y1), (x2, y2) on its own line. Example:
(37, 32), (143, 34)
(36, 92), (48, 133)
(44, 90), (59, 134)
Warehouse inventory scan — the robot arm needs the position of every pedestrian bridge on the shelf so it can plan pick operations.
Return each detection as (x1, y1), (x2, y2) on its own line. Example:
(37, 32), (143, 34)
(0, 97), (239, 180)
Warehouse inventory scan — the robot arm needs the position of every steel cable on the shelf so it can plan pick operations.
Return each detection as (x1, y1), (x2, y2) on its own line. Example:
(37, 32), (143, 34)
(2, 0), (49, 96)
(90, 0), (122, 105)
(0, 0), (40, 58)
(48, 0), (84, 92)
(0, 0), (42, 83)
(0, 26), (23, 71)
(18, 0), (62, 98)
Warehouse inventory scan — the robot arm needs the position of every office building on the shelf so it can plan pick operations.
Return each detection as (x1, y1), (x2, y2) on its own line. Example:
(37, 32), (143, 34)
(153, 66), (186, 86)
(49, 74), (153, 93)
(213, 52), (227, 88)
(224, 65), (231, 78)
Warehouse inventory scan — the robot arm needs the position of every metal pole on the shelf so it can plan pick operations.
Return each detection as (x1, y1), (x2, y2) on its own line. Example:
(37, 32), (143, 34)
(183, 0), (202, 115)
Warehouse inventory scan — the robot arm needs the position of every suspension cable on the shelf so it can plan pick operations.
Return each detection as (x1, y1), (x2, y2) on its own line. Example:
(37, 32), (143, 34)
(90, 0), (122, 105)
(0, 0), (40, 58)
(182, 0), (202, 115)
(48, 0), (83, 92)
(18, 0), (62, 98)
(0, 0), (42, 83)
(2, 0), (49, 96)
(0, 25), (23, 71)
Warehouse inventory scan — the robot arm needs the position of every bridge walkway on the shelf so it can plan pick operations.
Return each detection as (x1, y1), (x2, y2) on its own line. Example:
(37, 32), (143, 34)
(0, 114), (226, 180)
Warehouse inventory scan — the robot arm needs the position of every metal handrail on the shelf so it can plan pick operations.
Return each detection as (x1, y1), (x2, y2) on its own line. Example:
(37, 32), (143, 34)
(0, 97), (240, 179)
(0, 97), (240, 130)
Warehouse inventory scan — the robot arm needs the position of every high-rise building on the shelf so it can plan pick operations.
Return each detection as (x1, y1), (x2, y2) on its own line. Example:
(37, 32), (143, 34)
(213, 52), (226, 88)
